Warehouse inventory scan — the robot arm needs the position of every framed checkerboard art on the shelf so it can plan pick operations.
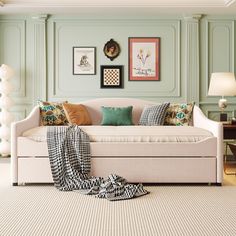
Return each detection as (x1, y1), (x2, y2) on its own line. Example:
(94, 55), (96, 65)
(100, 66), (123, 88)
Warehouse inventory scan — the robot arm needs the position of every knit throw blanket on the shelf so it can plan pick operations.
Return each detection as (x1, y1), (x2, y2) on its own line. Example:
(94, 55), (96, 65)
(47, 125), (149, 201)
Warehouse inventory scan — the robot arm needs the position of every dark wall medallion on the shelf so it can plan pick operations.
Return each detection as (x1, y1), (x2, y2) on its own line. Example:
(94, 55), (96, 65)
(103, 39), (120, 61)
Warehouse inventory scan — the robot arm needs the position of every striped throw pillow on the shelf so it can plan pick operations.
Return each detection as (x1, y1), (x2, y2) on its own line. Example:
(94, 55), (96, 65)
(139, 103), (170, 126)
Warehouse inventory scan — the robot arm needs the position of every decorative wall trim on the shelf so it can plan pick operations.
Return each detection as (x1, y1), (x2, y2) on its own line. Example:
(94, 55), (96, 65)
(50, 19), (181, 99)
(200, 101), (236, 105)
(184, 15), (202, 104)
(0, 19), (29, 104)
(11, 107), (28, 122)
(206, 109), (233, 121)
(2, 0), (233, 8)
(1, 15), (236, 119)
(32, 15), (48, 104)
(202, 19), (234, 103)
(31, 14), (48, 21)
(183, 14), (202, 22)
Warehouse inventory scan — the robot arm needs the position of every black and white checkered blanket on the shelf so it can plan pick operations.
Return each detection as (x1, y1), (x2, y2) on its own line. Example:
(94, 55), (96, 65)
(47, 125), (149, 201)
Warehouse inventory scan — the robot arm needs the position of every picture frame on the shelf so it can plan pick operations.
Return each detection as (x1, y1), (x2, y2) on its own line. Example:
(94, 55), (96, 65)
(128, 37), (160, 81)
(103, 39), (121, 61)
(100, 65), (123, 89)
(73, 47), (96, 75)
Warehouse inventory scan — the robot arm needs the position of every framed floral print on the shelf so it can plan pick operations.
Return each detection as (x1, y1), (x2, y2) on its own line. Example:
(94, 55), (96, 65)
(73, 47), (96, 75)
(128, 37), (160, 81)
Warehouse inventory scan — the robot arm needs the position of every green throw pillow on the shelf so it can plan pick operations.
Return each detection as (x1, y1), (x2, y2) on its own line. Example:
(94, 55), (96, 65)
(101, 106), (133, 126)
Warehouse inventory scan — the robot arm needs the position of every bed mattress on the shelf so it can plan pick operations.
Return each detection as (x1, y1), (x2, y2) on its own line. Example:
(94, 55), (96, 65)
(22, 126), (213, 143)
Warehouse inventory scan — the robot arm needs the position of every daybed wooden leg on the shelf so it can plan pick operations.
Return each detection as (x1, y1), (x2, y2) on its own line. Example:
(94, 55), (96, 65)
(12, 183), (18, 186)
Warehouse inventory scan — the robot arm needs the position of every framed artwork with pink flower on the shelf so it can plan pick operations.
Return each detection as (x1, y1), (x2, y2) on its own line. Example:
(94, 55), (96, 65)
(128, 37), (160, 81)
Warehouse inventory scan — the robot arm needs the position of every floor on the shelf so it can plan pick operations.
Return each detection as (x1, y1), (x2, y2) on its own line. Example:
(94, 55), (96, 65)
(223, 162), (236, 186)
(1, 158), (236, 236)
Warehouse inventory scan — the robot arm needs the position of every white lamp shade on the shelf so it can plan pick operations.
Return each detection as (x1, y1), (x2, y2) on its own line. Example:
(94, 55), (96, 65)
(0, 95), (14, 108)
(208, 72), (236, 96)
(0, 125), (10, 139)
(0, 64), (14, 80)
(0, 81), (14, 94)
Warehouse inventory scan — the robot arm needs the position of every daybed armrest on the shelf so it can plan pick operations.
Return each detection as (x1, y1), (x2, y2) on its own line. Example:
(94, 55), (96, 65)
(193, 105), (223, 184)
(11, 106), (40, 185)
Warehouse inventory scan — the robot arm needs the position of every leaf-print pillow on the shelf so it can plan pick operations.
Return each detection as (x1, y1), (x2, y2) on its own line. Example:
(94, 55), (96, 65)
(164, 102), (195, 126)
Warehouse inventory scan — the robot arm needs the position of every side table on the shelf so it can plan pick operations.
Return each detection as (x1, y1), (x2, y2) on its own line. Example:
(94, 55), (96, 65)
(223, 124), (236, 175)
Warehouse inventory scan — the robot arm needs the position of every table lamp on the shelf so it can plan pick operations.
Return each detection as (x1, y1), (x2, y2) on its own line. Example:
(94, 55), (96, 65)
(208, 72), (236, 121)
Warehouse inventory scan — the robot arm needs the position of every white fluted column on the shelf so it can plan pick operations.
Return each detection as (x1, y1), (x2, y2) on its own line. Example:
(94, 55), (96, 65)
(184, 14), (202, 105)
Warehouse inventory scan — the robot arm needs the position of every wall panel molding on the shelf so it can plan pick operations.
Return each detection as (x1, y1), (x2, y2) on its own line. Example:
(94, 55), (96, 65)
(11, 107), (28, 122)
(0, 19), (28, 103)
(1, 15), (236, 119)
(184, 15), (202, 105)
(48, 19), (181, 100)
(31, 15), (48, 104)
(200, 19), (235, 104)
(200, 102), (236, 121)
(206, 109), (234, 121)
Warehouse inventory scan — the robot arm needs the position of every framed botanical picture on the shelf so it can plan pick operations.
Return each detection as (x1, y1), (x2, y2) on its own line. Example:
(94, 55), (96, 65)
(128, 37), (160, 81)
(73, 47), (96, 75)
(100, 65), (123, 89)
(103, 39), (121, 61)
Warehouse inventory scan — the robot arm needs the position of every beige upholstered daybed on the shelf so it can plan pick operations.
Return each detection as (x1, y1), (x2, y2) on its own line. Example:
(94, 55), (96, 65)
(11, 98), (223, 185)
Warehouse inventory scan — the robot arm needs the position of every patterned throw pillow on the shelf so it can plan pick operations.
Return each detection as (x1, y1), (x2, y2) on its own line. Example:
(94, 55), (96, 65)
(164, 102), (195, 126)
(38, 101), (68, 126)
(139, 103), (170, 126)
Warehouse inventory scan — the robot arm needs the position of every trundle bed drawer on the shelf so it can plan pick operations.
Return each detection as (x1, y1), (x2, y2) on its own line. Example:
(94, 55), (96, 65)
(17, 157), (216, 184)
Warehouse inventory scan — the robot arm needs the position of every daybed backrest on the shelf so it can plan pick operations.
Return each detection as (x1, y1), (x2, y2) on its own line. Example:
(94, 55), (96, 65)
(80, 98), (156, 125)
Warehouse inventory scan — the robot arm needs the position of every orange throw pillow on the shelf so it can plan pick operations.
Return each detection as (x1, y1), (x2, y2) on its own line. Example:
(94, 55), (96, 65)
(63, 103), (92, 125)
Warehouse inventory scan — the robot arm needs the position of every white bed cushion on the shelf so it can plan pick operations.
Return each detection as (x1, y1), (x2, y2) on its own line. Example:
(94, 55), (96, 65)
(22, 126), (213, 143)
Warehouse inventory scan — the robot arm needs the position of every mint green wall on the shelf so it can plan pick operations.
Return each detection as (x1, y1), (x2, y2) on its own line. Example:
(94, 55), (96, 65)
(0, 14), (235, 121)
(47, 17), (181, 102)
(200, 18), (235, 120)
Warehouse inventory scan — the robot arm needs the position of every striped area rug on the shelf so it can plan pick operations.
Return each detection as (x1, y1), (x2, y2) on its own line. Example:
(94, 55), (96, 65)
(1, 160), (236, 236)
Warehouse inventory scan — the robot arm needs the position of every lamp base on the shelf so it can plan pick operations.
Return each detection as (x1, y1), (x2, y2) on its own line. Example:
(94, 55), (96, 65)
(220, 113), (227, 122)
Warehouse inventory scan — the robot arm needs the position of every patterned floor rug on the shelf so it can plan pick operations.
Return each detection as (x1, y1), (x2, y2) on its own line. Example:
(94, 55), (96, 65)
(1, 159), (236, 236)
